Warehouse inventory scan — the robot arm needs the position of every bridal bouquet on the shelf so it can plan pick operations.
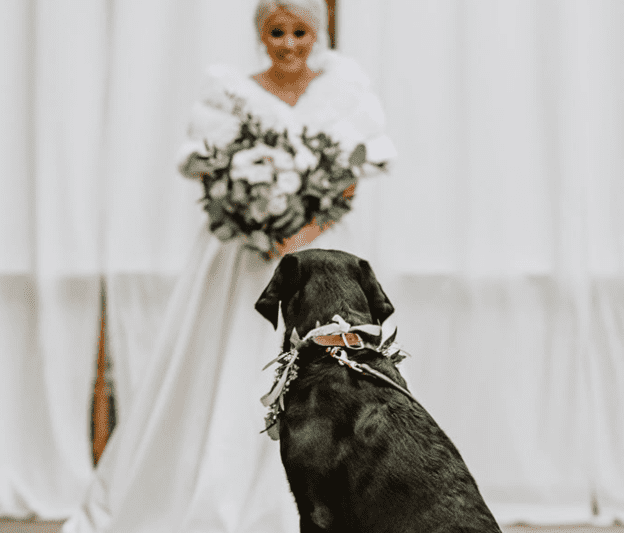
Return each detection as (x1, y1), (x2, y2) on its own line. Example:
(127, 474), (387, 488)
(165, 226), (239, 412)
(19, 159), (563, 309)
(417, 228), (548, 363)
(183, 100), (381, 258)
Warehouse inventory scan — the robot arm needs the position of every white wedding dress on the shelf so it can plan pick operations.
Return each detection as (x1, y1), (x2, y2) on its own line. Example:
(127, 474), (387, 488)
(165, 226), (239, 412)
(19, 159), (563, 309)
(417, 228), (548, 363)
(63, 51), (396, 533)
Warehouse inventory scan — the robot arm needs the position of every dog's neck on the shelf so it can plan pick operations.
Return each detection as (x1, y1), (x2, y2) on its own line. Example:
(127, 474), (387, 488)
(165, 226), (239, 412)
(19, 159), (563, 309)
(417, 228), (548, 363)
(281, 312), (380, 354)
(285, 306), (371, 337)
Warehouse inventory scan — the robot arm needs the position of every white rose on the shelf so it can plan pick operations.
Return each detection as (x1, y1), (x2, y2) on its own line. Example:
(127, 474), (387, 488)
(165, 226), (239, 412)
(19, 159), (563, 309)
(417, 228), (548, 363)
(268, 148), (295, 171)
(231, 144), (291, 184)
(232, 164), (273, 184)
(231, 147), (274, 183)
(230, 144), (264, 168)
(276, 170), (302, 195)
(268, 194), (289, 216)
(293, 143), (319, 172)
(231, 146), (262, 169)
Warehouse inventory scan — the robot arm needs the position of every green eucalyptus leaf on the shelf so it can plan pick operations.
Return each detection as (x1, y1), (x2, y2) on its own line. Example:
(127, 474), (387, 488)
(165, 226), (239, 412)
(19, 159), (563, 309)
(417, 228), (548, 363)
(348, 143), (367, 167)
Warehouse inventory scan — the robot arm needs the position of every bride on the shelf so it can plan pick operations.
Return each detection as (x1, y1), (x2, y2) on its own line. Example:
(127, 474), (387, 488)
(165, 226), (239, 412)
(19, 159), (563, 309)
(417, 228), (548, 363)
(63, 1), (396, 531)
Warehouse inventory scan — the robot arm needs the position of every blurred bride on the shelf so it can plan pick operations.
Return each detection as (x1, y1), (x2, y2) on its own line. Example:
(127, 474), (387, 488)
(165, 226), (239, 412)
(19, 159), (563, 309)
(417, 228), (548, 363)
(63, 1), (395, 531)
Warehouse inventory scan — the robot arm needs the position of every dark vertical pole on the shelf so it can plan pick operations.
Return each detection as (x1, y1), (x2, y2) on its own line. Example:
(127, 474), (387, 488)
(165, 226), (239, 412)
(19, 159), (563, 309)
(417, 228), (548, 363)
(92, 279), (115, 465)
(327, 0), (337, 49)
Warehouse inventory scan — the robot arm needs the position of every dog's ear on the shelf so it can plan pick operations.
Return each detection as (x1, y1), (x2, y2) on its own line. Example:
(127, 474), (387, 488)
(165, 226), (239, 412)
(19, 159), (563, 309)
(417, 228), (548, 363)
(255, 254), (300, 329)
(358, 259), (394, 324)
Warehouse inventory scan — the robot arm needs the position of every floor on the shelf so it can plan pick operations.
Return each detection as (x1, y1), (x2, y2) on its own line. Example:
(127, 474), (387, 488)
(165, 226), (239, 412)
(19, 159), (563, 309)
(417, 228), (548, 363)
(0, 521), (63, 533)
(0, 519), (622, 533)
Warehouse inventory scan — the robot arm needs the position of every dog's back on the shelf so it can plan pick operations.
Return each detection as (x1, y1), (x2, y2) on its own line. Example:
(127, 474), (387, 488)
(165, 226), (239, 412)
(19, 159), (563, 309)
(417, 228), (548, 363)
(256, 249), (502, 532)
(280, 345), (500, 533)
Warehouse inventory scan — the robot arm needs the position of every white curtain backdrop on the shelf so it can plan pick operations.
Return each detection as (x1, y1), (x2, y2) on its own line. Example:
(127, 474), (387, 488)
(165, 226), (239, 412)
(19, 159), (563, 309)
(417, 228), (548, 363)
(340, 0), (624, 525)
(0, 0), (622, 526)
(0, 0), (105, 519)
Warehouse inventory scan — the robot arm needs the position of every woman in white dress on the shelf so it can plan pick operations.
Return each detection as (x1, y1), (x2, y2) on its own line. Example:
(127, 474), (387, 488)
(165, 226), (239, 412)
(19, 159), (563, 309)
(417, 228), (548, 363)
(63, 1), (396, 532)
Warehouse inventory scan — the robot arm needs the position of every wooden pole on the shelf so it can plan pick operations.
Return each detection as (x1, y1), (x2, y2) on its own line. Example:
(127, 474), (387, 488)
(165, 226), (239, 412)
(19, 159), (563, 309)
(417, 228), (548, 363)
(92, 283), (110, 465)
(326, 0), (337, 49)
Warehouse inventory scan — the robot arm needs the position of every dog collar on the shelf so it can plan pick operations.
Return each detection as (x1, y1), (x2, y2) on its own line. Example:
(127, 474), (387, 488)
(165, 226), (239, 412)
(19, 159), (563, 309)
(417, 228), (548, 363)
(289, 314), (382, 351)
(261, 315), (409, 441)
(312, 333), (365, 349)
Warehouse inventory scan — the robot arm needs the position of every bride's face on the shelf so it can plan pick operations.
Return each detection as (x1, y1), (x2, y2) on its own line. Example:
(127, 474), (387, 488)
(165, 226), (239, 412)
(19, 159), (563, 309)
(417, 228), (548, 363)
(261, 9), (317, 73)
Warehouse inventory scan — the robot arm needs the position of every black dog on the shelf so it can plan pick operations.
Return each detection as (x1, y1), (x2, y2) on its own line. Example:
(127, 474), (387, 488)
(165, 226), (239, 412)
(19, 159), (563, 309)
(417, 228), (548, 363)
(255, 249), (502, 533)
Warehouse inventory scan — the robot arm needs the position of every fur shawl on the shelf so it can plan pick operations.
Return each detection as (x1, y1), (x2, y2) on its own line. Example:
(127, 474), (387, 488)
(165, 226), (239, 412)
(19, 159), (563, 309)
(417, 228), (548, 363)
(178, 51), (396, 177)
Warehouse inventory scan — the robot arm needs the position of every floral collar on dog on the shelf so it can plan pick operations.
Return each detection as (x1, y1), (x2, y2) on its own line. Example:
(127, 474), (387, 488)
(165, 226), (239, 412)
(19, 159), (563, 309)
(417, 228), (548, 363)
(261, 315), (409, 440)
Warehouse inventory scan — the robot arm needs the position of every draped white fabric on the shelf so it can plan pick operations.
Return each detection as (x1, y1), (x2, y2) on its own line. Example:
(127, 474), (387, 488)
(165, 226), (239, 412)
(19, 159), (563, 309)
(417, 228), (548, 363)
(1, 0), (622, 526)
(0, 0), (105, 519)
(0, 0), (203, 519)
(340, 0), (624, 525)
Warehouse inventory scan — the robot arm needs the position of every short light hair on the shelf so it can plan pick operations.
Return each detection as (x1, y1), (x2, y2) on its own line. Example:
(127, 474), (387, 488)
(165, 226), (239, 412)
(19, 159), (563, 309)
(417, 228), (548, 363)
(254, 0), (328, 45)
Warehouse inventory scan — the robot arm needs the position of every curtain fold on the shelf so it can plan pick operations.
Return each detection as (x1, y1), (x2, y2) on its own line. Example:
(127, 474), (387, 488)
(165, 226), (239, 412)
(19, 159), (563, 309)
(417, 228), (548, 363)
(382, 275), (595, 524)
(340, 0), (624, 524)
(0, 0), (109, 518)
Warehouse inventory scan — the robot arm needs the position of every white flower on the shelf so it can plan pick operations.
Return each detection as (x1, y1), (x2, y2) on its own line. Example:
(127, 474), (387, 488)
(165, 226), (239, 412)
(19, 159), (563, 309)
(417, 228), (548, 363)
(249, 230), (272, 252)
(268, 194), (289, 216)
(291, 140), (320, 171)
(276, 170), (302, 194)
(308, 138), (321, 150)
(231, 163), (274, 184)
(230, 143), (294, 184)
(232, 144), (292, 170)
(231, 146), (273, 184)
(320, 196), (333, 211)
(269, 149), (295, 171)
(231, 145), (266, 169)
(209, 180), (228, 199)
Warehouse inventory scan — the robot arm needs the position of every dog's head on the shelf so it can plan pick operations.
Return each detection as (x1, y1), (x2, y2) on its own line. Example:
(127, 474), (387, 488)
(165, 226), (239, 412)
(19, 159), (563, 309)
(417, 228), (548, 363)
(255, 249), (394, 341)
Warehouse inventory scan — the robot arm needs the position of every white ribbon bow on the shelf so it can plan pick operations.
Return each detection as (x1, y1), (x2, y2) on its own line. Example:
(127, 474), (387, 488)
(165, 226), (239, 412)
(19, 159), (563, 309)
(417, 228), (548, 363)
(290, 315), (382, 349)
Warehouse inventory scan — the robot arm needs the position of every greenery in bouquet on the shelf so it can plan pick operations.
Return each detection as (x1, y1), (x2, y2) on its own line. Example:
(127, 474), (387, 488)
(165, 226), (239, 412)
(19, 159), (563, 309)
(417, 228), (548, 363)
(188, 105), (372, 258)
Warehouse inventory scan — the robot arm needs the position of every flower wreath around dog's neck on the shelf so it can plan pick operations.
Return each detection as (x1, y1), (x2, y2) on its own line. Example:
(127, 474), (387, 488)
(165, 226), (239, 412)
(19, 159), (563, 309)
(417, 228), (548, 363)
(261, 315), (410, 440)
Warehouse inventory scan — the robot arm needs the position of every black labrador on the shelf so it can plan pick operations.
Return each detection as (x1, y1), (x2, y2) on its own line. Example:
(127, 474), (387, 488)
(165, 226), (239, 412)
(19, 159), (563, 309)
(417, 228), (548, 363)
(255, 249), (502, 533)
